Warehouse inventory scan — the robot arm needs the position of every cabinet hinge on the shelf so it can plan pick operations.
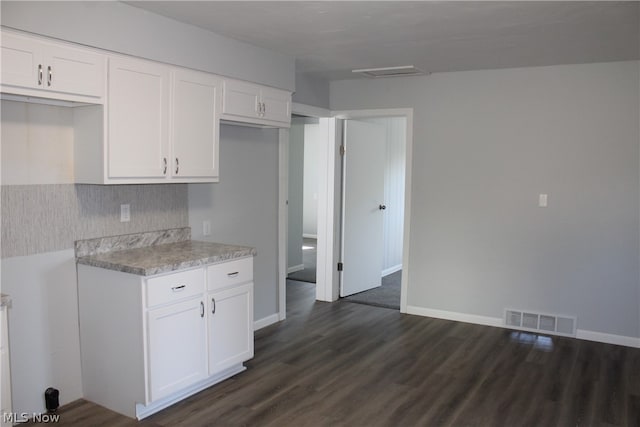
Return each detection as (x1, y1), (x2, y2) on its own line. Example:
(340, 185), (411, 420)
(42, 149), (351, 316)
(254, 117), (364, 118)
(340, 145), (345, 156)
(337, 262), (343, 272)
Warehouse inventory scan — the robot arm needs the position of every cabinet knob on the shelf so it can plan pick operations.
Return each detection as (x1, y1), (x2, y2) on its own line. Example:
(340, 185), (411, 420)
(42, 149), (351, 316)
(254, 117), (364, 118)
(163, 158), (167, 175)
(38, 64), (43, 86)
(175, 158), (179, 175)
(379, 204), (387, 210)
(47, 65), (53, 87)
(200, 301), (204, 318)
(211, 297), (216, 315)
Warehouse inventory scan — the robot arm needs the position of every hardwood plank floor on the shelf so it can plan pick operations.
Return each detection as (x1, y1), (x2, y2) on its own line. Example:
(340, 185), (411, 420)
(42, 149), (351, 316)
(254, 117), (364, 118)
(25, 280), (640, 426)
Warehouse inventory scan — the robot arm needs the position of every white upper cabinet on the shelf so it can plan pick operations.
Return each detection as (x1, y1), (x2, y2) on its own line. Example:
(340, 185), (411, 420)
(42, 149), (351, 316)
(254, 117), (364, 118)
(108, 57), (170, 180)
(0, 30), (105, 102)
(78, 59), (222, 184)
(222, 78), (291, 128)
(45, 43), (105, 99)
(171, 68), (221, 180)
(2, 30), (291, 184)
(260, 86), (292, 124)
(0, 32), (40, 89)
(221, 79), (260, 121)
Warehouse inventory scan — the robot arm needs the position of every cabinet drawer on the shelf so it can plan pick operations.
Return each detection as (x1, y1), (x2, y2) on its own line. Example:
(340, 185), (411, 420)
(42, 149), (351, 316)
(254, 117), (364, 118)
(146, 268), (205, 308)
(207, 257), (253, 291)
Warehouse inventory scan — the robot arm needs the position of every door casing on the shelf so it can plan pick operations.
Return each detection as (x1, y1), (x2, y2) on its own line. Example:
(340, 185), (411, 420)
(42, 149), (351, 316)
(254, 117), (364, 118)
(277, 105), (414, 320)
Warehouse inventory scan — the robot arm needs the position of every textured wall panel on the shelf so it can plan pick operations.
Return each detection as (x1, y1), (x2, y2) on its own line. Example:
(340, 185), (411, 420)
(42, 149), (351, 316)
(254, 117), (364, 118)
(1, 184), (188, 258)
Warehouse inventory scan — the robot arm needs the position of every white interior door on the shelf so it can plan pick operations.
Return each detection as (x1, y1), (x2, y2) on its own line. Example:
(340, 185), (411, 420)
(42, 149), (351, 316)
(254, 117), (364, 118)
(341, 120), (386, 297)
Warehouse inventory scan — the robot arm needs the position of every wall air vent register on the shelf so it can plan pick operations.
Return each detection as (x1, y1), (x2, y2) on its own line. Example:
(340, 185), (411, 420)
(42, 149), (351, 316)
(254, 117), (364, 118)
(505, 308), (576, 337)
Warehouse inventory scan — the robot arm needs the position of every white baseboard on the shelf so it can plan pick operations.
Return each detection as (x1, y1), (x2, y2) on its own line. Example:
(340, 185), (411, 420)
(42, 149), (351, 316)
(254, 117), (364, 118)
(287, 264), (304, 274)
(382, 264), (402, 277)
(254, 313), (281, 331)
(302, 234), (317, 239)
(406, 305), (503, 327)
(576, 329), (640, 348)
(406, 305), (640, 348)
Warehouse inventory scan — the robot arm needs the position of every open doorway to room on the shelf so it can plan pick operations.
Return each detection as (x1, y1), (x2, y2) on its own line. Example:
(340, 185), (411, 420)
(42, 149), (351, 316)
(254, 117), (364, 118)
(279, 107), (412, 318)
(287, 115), (320, 285)
(339, 116), (407, 310)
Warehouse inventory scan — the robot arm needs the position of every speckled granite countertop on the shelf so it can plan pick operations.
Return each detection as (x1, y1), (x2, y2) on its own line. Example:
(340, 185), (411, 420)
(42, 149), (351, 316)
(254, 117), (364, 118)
(75, 228), (256, 276)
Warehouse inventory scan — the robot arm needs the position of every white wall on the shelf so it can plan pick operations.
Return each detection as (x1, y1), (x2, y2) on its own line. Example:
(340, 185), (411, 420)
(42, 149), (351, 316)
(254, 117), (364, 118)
(303, 123), (321, 238)
(0, 1), (295, 91)
(287, 120), (304, 271)
(332, 61), (640, 340)
(293, 71), (330, 109)
(1, 102), (74, 185)
(189, 125), (279, 323)
(1, 250), (82, 416)
(1, 102), (189, 414)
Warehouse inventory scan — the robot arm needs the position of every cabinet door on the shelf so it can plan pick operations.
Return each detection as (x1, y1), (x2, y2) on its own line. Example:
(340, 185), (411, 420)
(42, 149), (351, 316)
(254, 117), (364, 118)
(44, 43), (105, 98)
(222, 79), (260, 120)
(108, 57), (169, 179)
(0, 32), (42, 89)
(208, 283), (254, 375)
(147, 297), (207, 402)
(171, 69), (220, 179)
(260, 87), (291, 125)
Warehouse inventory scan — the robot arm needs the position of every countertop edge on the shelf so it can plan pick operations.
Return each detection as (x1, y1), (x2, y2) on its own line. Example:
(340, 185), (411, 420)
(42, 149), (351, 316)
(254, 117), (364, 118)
(77, 247), (257, 277)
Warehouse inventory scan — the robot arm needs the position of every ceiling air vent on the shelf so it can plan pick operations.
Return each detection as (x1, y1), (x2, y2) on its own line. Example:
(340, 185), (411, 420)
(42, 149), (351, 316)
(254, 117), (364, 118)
(351, 65), (426, 78)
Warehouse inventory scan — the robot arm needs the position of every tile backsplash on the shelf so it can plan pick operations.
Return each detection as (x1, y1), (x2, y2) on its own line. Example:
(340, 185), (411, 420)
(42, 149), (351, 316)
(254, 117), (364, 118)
(1, 183), (188, 258)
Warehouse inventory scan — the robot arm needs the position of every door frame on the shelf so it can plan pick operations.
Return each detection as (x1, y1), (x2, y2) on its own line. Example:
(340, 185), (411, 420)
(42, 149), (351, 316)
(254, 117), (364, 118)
(331, 108), (413, 313)
(278, 103), (331, 321)
(278, 106), (413, 316)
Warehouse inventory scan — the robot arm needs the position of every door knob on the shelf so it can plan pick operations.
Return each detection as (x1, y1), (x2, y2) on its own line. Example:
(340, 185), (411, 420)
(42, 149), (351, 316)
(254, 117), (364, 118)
(379, 204), (386, 210)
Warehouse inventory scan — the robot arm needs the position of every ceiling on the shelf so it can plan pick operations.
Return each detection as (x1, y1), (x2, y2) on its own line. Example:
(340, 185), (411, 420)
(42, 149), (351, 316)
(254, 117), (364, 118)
(126, 1), (640, 81)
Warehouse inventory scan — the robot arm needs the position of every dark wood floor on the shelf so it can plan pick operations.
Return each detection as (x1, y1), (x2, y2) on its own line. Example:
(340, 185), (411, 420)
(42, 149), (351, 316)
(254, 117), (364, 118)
(26, 280), (640, 426)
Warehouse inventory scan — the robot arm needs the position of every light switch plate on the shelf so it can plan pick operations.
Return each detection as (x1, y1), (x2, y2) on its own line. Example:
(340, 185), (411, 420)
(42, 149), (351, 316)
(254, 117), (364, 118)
(538, 194), (548, 208)
(120, 204), (130, 222)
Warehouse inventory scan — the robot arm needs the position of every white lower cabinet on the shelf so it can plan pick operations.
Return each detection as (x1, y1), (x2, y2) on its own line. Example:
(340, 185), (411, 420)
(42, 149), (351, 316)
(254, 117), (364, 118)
(147, 297), (208, 401)
(77, 256), (254, 420)
(208, 283), (253, 374)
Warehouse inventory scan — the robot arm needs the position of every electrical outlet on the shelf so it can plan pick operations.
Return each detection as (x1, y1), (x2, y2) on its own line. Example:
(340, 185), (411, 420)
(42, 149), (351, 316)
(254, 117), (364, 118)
(120, 204), (130, 222)
(203, 220), (211, 236)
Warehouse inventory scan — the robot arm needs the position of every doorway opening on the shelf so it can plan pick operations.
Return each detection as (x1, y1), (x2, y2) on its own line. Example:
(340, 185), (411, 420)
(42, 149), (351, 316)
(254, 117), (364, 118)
(278, 106), (413, 320)
(339, 116), (407, 310)
(287, 115), (321, 285)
